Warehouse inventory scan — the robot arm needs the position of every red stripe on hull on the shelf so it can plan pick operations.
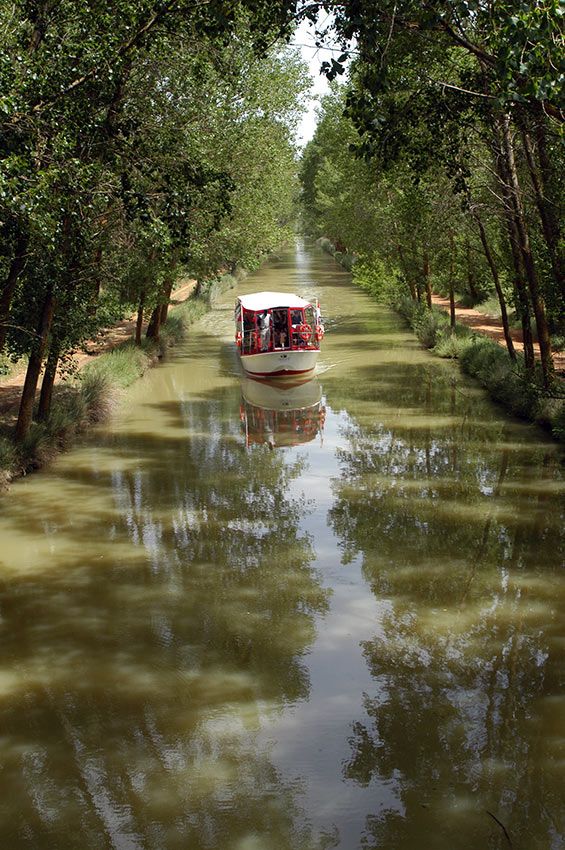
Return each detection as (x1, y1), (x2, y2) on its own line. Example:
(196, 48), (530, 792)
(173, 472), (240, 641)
(244, 366), (315, 378)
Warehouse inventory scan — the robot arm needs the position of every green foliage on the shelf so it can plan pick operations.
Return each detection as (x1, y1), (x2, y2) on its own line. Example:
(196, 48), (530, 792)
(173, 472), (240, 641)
(82, 343), (153, 390)
(15, 422), (53, 469)
(393, 296), (448, 349)
(0, 435), (16, 472)
(459, 337), (542, 419)
(353, 259), (396, 302)
(317, 237), (336, 256)
(79, 370), (115, 423)
(1, 2), (308, 444)
(160, 298), (209, 345)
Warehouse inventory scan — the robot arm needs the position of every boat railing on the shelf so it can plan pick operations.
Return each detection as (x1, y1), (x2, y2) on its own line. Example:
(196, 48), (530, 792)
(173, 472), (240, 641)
(242, 327), (318, 355)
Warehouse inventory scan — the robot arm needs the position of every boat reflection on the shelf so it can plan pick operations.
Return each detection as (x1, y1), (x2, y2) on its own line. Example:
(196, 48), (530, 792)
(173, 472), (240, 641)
(240, 377), (325, 448)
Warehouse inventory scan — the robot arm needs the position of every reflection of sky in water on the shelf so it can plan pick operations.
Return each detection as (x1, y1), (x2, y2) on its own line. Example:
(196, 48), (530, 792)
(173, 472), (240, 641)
(0, 242), (563, 850)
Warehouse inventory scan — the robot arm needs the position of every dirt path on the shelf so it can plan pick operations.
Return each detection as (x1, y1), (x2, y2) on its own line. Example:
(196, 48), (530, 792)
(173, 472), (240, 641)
(0, 279), (196, 418)
(431, 293), (565, 379)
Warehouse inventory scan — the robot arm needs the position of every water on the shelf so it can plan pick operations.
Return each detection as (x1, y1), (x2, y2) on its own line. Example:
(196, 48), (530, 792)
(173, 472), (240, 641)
(0, 242), (563, 850)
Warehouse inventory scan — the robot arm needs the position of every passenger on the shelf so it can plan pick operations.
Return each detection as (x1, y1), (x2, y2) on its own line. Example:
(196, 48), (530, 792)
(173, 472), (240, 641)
(290, 310), (302, 348)
(258, 311), (271, 351)
(315, 303), (323, 328)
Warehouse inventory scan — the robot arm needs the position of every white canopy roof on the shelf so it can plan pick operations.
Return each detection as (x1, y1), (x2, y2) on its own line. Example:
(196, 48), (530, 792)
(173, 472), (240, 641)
(237, 291), (312, 311)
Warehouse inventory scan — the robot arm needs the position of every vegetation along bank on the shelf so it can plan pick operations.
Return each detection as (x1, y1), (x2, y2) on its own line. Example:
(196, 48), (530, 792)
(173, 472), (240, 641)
(300, 1), (564, 443)
(1, 3), (310, 487)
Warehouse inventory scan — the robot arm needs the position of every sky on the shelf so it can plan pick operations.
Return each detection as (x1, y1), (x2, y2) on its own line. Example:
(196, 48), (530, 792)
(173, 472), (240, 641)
(292, 17), (334, 148)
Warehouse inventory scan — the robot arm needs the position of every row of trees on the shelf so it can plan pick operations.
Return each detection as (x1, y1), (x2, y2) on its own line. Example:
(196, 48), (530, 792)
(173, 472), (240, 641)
(299, 0), (564, 390)
(1, 1), (308, 442)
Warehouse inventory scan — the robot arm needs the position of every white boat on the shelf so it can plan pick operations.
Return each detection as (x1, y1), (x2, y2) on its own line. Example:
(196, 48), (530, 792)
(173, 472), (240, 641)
(235, 291), (324, 378)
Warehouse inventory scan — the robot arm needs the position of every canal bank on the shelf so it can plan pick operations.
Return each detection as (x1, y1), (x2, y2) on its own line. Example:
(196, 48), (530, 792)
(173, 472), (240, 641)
(318, 237), (565, 443)
(0, 241), (563, 850)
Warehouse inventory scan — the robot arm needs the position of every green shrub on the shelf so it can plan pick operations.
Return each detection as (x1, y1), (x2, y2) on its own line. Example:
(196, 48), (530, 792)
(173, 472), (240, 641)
(340, 253), (356, 272)
(82, 343), (150, 389)
(161, 297), (208, 346)
(413, 308), (446, 348)
(548, 400), (565, 440)
(44, 403), (79, 447)
(459, 337), (543, 419)
(433, 333), (472, 359)
(353, 258), (395, 301)
(80, 369), (113, 419)
(0, 435), (16, 472)
(317, 237), (336, 256)
(17, 422), (54, 469)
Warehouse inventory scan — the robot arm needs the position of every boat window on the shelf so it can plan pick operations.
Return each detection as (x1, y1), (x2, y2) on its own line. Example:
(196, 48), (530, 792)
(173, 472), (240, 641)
(272, 308), (290, 350)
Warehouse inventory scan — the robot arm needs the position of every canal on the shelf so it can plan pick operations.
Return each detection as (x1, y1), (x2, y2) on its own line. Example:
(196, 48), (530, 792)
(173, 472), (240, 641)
(0, 242), (563, 850)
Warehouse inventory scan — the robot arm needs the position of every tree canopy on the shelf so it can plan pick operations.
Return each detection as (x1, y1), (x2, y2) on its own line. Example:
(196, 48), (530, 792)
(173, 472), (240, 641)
(1, 0), (308, 440)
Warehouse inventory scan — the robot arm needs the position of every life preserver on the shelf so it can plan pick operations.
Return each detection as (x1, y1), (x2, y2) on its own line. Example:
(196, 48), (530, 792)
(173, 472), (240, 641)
(249, 330), (258, 350)
(299, 323), (312, 342)
(314, 325), (324, 341)
(235, 331), (242, 347)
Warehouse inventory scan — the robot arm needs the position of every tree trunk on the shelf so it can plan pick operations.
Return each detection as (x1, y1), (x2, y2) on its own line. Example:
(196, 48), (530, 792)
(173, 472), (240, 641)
(15, 288), (55, 442)
(520, 125), (563, 295)
(0, 232), (29, 353)
(135, 292), (145, 346)
(146, 305), (161, 342)
(491, 114), (535, 372)
(146, 275), (175, 342)
(522, 118), (564, 302)
(466, 239), (479, 301)
(37, 343), (60, 421)
(448, 232), (456, 330)
(423, 249), (432, 309)
(159, 276), (174, 325)
(397, 244), (417, 300)
(500, 113), (553, 387)
(473, 212), (516, 361)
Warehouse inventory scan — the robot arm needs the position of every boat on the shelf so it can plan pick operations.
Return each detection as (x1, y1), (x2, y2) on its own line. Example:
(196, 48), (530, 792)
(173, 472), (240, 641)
(240, 377), (325, 448)
(234, 291), (324, 378)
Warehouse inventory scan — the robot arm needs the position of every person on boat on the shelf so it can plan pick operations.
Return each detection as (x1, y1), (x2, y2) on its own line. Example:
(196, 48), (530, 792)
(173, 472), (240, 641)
(272, 309), (288, 349)
(258, 311), (271, 351)
(290, 309), (304, 348)
(315, 303), (323, 329)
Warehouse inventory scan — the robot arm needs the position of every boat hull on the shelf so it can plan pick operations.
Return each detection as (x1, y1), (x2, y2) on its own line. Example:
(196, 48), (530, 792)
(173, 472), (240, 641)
(239, 349), (319, 378)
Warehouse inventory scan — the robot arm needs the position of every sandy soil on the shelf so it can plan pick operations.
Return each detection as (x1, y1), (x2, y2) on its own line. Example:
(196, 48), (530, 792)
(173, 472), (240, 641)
(0, 279), (196, 418)
(431, 294), (565, 379)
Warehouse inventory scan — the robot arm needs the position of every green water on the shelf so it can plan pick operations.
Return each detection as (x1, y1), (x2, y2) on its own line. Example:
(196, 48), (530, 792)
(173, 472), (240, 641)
(0, 242), (563, 850)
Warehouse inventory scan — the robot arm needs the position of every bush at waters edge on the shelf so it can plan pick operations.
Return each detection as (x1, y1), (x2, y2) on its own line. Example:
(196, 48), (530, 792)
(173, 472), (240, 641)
(317, 237), (565, 443)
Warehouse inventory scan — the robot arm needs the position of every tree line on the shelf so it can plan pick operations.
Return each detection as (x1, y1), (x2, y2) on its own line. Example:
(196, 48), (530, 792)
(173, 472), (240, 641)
(0, 0), (308, 443)
(2, 1), (563, 447)
(299, 0), (564, 394)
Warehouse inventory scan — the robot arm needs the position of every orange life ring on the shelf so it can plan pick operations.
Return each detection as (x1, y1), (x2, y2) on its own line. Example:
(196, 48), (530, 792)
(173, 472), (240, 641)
(250, 330), (259, 349)
(299, 323), (312, 342)
(235, 331), (242, 347)
(314, 325), (324, 341)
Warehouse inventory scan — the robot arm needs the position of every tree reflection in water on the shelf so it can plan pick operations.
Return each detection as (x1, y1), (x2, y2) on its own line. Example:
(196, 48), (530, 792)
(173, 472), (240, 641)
(326, 364), (565, 849)
(0, 388), (331, 850)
